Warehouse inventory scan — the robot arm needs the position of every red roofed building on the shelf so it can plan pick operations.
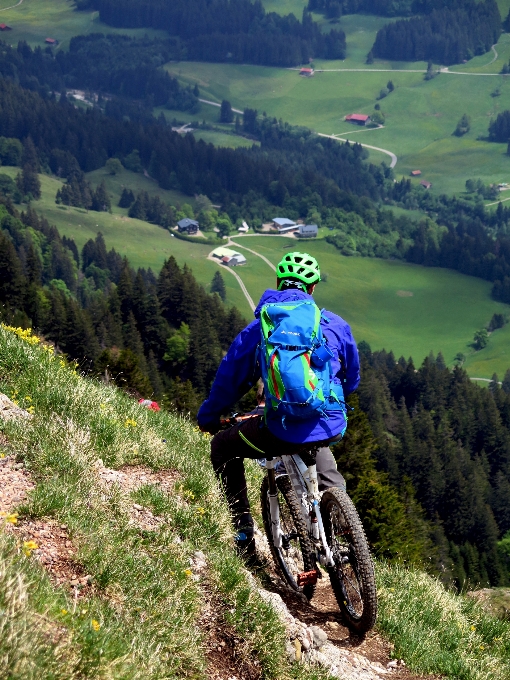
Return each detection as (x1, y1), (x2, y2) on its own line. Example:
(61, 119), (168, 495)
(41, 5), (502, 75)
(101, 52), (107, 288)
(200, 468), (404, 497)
(45, 38), (57, 45)
(299, 67), (314, 77)
(0, 24), (12, 31)
(411, 170), (422, 176)
(420, 180), (432, 190)
(345, 113), (371, 126)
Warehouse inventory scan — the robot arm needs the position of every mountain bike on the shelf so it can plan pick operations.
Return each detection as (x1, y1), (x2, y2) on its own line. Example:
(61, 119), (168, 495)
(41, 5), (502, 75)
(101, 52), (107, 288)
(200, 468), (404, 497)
(221, 414), (377, 635)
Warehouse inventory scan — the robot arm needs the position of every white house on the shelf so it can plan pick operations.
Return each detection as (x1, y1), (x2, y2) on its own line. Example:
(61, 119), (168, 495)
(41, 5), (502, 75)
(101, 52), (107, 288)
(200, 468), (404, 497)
(212, 247), (247, 266)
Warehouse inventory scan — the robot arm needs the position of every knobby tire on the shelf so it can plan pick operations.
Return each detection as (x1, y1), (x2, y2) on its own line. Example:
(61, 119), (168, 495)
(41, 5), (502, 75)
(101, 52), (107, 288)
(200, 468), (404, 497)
(260, 474), (317, 600)
(321, 487), (377, 635)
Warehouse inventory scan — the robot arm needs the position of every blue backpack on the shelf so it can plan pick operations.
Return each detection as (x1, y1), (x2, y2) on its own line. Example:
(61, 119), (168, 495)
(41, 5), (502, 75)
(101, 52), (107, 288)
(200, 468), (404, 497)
(259, 299), (345, 424)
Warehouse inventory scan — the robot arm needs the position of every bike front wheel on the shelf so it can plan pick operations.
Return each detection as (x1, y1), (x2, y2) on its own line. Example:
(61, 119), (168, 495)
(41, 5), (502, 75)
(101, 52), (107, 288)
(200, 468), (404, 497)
(321, 487), (377, 635)
(260, 474), (317, 600)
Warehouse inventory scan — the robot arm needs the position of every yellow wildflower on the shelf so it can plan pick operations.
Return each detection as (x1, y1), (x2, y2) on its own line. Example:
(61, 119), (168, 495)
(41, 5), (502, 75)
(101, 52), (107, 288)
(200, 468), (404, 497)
(479, 645), (484, 650)
(124, 418), (137, 428)
(61, 609), (68, 616)
(23, 540), (38, 556)
(27, 406), (34, 414)
(0, 512), (18, 524)
(196, 507), (206, 516)
(1, 325), (40, 345)
(91, 619), (101, 632)
(60, 360), (66, 368)
(0, 453), (5, 459)
(24, 395), (32, 402)
(470, 625), (476, 631)
(100, 403), (106, 410)
(184, 569), (193, 578)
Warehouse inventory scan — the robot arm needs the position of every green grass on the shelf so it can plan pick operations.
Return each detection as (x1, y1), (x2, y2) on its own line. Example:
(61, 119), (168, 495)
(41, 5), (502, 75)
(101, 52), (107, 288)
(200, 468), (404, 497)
(0, 324), (331, 680)
(376, 561), (510, 680)
(0, 0), (167, 49)
(229, 235), (510, 377)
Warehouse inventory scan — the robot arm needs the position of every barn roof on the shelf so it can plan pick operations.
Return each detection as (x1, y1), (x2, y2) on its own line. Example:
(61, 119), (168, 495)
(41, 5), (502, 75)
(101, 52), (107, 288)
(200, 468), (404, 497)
(345, 114), (370, 122)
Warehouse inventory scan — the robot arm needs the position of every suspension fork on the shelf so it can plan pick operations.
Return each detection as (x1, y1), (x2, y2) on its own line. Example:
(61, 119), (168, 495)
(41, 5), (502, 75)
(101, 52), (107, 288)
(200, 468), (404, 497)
(266, 458), (283, 548)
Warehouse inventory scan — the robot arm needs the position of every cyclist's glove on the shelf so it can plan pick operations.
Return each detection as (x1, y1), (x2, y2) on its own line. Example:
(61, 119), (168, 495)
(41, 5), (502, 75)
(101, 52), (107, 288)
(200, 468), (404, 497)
(199, 420), (221, 435)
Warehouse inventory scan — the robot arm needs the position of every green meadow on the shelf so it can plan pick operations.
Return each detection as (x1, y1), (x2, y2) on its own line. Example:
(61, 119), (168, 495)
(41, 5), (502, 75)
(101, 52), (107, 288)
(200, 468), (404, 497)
(229, 236), (510, 377)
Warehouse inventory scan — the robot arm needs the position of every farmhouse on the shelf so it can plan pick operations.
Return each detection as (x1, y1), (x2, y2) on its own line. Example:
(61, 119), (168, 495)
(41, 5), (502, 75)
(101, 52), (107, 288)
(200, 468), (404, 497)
(298, 224), (318, 238)
(273, 217), (299, 233)
(345, 114), (371, 126)
(299, 68), (314, 77)
(420, 180), (432, 190)
(238, 221), (249, 233)
(45, 38), (58, 45)
(0, 24), (12, 31)
(177, 218), (199, 234)
(411, 170), (422, 177)
(273, 217), (296, 229)
(212, 247), (247, 266)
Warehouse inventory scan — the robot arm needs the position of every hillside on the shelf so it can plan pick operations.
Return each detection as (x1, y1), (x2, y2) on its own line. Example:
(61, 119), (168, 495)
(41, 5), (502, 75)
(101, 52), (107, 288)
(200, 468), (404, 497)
(2, 324), (510, 679)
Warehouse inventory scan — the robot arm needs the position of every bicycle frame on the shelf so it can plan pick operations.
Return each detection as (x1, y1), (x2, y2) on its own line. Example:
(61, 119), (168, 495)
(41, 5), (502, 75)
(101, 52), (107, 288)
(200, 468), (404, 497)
(265, 454), (335, 569)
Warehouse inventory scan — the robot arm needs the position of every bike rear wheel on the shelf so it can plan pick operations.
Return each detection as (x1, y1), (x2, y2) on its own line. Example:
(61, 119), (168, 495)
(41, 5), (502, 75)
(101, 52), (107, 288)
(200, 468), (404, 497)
(260, 474), (317, 600)
(321, 487), (377, 635)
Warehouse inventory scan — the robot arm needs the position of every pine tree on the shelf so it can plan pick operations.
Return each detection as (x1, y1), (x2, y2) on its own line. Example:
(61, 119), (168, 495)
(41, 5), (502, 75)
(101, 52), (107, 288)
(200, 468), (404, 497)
(210, 270), (226, 301)
(118, 187), (135, 208)
(219, 100), (234, 123)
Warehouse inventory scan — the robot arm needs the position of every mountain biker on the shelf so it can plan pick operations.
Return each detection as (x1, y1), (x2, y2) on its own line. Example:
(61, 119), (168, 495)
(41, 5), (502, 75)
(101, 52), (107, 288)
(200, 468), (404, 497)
(198, 251), (360, 554)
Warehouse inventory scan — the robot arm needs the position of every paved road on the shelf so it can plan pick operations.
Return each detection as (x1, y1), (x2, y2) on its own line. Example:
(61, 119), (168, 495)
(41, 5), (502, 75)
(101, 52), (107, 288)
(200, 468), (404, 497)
(199, 98), (244, 115)
(318, 132), (397, 168)
(471, 377), (502, 384)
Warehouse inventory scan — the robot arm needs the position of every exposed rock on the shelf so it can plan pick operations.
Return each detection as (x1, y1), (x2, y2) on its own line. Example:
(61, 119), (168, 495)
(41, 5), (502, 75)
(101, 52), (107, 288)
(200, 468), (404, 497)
(0, 394), (33, 421)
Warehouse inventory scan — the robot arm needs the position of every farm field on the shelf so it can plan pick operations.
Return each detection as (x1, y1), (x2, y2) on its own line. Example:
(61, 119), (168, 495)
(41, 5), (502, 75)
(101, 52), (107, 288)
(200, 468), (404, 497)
(228, 236), (510, 377)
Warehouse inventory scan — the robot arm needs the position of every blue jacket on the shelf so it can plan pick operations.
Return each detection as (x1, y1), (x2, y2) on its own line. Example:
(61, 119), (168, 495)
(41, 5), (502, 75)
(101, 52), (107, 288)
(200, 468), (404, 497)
(197, 289), (360, 443)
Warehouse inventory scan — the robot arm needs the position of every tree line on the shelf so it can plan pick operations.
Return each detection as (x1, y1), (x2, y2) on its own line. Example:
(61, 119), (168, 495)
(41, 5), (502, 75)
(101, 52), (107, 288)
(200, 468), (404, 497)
(338, 344), (510, 587)
(371, 0), (501, 64)
(79, 0), (346, 65)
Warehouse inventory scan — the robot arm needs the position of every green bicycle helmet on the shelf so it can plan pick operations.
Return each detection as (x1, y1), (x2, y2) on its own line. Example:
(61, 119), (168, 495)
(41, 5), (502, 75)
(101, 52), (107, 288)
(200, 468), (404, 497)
(276, 251), (321, 290)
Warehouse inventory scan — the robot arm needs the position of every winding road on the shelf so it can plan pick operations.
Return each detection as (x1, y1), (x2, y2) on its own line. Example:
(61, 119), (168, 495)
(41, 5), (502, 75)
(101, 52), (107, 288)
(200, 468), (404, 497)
(318, 132), (397, 168)
(0, 0), (23, 11)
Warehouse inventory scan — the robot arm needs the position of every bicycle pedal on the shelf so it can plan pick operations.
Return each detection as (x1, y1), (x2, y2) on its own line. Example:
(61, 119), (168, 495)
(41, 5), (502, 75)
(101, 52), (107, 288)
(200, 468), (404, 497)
(297, 569), (319, 587)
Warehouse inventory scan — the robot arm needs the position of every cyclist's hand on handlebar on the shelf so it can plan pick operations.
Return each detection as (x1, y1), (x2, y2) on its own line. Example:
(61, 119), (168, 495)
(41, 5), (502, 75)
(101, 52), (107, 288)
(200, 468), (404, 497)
(199, 421), (221, 435)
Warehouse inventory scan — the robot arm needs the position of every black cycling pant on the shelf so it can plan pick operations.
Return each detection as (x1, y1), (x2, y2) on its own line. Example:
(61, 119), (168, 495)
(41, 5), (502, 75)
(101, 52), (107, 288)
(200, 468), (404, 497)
(210, 415), (346, 521)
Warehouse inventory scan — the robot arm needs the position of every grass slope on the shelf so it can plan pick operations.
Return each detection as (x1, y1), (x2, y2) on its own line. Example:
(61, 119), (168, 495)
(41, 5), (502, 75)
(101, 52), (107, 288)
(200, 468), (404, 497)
(229, 236), (510, 377)
(0, 324), (329, 680)
(2, 326), (510, 680)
